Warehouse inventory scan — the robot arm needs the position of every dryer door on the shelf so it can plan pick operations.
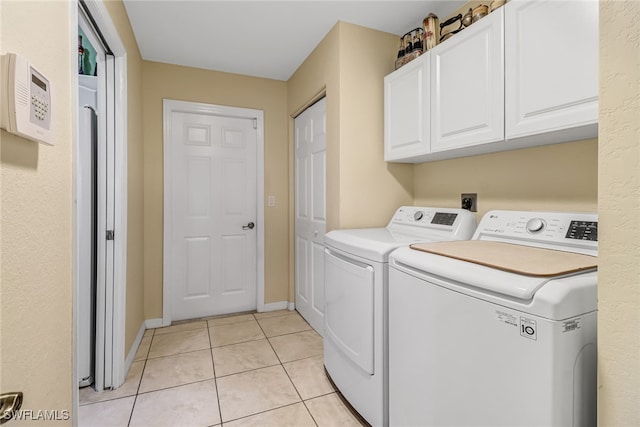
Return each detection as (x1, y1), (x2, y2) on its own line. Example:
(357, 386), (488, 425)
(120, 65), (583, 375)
(324, 248), (375, 374)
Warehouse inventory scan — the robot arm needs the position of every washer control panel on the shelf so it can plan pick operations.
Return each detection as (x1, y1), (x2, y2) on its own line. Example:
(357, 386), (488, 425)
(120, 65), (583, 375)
(526, 218), (546, 233)
(566, 220), (598, 241)
(474, 210), (598, 255)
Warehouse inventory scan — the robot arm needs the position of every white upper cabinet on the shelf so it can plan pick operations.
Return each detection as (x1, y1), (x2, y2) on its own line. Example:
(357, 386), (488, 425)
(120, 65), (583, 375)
(431, 8), (504, 152)
(384, 52), (430, 161)
(384, 0), (598, 163)
(505, 0), (598, 141)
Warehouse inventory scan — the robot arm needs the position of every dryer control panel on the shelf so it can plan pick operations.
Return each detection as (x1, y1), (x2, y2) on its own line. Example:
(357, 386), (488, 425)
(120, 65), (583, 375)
(474, 210), (598, 256)
(387, 206), (477, 241)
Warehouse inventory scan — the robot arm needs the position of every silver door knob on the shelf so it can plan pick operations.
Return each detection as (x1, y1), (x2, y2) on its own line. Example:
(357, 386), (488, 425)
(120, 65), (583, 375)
(242, 222), (255, 230)
(1, 392), (23, 424)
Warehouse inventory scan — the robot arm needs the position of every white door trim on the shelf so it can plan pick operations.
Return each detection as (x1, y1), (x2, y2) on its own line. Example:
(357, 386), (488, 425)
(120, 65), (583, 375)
(162, 99), (265, 326)
(73, 0), (128, 397)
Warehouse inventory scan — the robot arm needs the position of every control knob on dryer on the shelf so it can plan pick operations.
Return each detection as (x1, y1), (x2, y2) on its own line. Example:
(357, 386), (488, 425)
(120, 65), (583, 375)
(526, 218), (546, 233)
(414, 211), (424, 221)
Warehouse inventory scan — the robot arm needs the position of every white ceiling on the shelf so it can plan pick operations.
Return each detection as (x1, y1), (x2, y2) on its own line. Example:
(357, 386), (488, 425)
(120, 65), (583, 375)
(123, 1), (465, 81)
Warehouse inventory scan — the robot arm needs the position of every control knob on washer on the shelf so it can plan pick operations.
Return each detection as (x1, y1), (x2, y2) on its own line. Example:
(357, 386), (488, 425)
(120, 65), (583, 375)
(414, 211), (424, 221)
(526, 218), (546, 233)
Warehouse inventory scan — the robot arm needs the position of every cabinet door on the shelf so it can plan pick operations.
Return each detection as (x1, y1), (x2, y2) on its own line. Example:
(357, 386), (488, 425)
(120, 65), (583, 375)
(384, 53), (430, 161)
(430, 8), (504, 152)
(505, 0), (598, 139)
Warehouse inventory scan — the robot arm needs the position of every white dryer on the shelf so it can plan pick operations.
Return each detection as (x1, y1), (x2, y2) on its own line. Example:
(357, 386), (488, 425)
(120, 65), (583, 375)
(324, 206), (477, 427)
(389, 210), (598, 427)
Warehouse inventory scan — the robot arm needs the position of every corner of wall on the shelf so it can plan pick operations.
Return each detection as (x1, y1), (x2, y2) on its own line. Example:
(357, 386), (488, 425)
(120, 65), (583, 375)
(597, 1), (640, 425)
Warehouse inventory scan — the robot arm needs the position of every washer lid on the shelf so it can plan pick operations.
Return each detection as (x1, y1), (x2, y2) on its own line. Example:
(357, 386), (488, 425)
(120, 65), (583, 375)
(409, 241), (597, 277)
(325, 228), (438, 262)
(390, 245), (595, 301)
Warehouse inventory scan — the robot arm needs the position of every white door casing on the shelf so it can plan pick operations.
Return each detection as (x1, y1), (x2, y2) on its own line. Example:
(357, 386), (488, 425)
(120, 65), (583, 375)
(294, 97), (327, 335)
(74, 0), (128, 396)
(163, 100), (265, 323)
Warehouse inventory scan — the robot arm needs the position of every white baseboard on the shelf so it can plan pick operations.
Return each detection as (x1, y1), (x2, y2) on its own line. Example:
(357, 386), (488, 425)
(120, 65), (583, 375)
(145, 318), (164, 329)
(124, 322), (146, 375)
(258, 301), (289, 313)
(288, 302), (295, 311)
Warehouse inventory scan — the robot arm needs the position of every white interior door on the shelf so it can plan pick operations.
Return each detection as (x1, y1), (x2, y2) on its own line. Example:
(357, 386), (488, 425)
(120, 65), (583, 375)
(295, 97), (327, 335)
(169, 110), (258, 321)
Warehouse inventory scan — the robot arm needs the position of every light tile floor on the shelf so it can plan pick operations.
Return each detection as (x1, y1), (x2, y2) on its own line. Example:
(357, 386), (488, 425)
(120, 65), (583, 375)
(79, 310), (366, 427)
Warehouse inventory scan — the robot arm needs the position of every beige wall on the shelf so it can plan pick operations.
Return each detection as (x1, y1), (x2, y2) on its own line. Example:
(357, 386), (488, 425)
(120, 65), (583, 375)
(415, 1), (598, 218)
(0, 0), (145, 418)
(414, 139), (598, 219)
(420, 0), (640, 423)
(288, 22), (413, 232)
(1, 1), (74, 423)
(287, 24), (341, 303)
(287, 24), (342, 233)
(103, 0), (146, 357)
(0, 1), (636, 423)
(286, 22), (413, 300)
(598, 1), (640, 425)
(142, 61), (289, 317)
(337, 23), (414, 229)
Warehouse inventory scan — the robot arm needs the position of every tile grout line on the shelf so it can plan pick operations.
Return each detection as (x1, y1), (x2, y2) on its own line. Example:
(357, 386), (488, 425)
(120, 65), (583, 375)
(127, 328), (154, 427)
(256, 311), (321, 426)
(214, 312), (305, 425)
(279, 353), (320, 427)
(209, 317), (224, 426)
(146, 327), (210, 358)
(134, 377), (218, 397)
(219, 401), (313, 426)
(78, 330), (155, 415)
(153, 325), (207, 337)
(145, 345), (213, 361)
(126, 392), (138, 427)
(131, 327), (221, 426)
(217, 312), (265, 426)
(80, 313), (331, 427)
(216, 312), (275, 426)
(208, 318), (260, 330)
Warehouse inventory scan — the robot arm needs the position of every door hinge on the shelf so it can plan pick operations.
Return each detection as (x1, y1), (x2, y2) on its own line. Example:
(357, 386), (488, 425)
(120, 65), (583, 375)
(106, 230), (115, 241)
(253, 118), (257, 129)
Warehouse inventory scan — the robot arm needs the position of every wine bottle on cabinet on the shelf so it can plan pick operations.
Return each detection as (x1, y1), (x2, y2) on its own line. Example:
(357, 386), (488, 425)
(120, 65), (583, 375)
(404, 33), (413, 55)
(397, 37), (405, 59)
(413, 31), (423, 53)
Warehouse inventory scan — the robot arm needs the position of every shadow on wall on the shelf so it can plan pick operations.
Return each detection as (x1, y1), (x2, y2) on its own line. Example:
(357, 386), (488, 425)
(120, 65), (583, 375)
(386, 161), (413, 196)
(1, 130), (39, 169)
(412, 138), (598, 216)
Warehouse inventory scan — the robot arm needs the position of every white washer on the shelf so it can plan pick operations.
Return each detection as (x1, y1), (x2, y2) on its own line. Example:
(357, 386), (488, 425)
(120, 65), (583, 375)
(389, 210), (598, 427)
(324, 206), (477, 427)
